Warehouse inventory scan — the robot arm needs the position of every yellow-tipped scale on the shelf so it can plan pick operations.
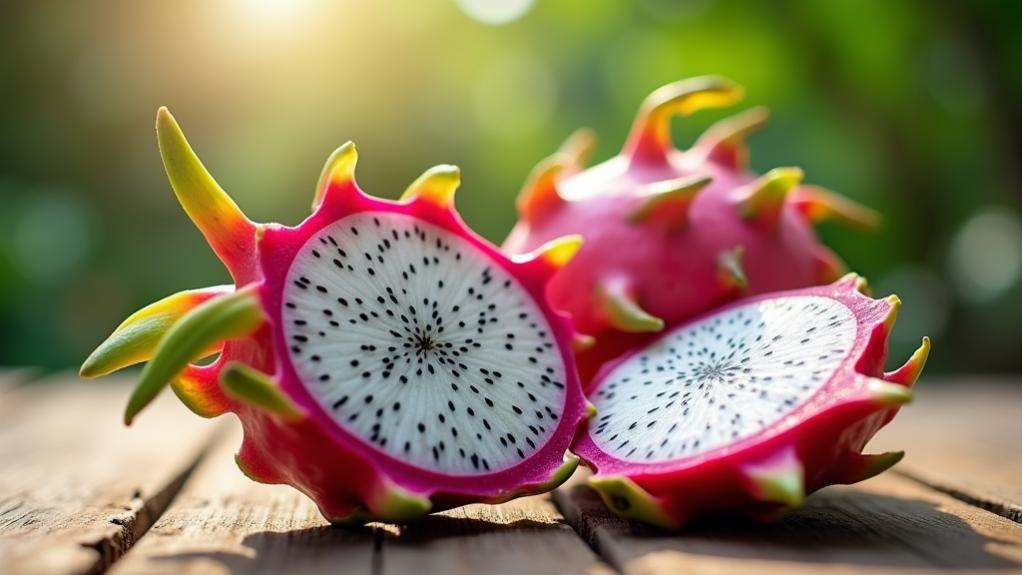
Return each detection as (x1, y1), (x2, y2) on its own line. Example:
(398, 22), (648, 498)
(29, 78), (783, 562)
(733, 167), (804, 233)
(312, 141), (358, 210)
(514, 234), (584, 270)
(625, 76), (744, 161)
(598, 279), (664, 333)
(156, 108), (256, 280)
(628, 175), (712, 231)
(80, 285), (232, 378)
(124, 285), (265, 425)
(691, 106), (770, 170)
(400, 164), (461, 207)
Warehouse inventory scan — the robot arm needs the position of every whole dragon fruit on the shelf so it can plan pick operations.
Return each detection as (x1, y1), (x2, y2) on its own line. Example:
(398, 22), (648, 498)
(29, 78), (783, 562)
(573, 275), (930, 528)
(503, 76), (880, 383)
(80, 109), (588, 524)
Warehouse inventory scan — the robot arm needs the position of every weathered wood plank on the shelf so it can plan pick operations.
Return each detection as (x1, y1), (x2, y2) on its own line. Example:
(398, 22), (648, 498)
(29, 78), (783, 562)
(113, 425), (610, 575)
(871, 378), (1022, 523)
(0, 376), (220, 575)
(109, 426), (376, 575)
(555, 471), (1022, 574)
(380, 495), (614, 575)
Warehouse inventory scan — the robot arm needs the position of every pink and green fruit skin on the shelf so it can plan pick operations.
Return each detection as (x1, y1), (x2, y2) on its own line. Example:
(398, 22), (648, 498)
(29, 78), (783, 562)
(80, 109), (588, 524)
(503, 76), (878, 385)
(571, 276), (929, 529)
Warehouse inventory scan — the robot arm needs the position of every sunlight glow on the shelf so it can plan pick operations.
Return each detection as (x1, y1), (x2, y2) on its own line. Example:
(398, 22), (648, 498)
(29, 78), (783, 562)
(456, 0), (535, 25)
(238, 0), (314, 27)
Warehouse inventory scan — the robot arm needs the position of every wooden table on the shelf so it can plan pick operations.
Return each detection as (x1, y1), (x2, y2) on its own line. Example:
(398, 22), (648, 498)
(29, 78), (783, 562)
(2, 371), (1020, 574)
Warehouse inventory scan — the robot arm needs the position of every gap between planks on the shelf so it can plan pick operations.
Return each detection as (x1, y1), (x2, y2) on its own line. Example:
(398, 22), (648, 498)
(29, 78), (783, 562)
(5, 375), (1020, 575)
(553, 470), (1022, 575)
(107, 424), (615, 575)
(870, 378), (1022, 525)
(0, 375), (224, 575)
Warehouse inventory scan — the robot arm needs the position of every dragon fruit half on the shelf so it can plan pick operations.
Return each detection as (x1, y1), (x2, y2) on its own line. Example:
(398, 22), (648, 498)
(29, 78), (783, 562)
(572, 275), (930, 528)
(80, 109), (589, 523)
(503, 76), (880, 383)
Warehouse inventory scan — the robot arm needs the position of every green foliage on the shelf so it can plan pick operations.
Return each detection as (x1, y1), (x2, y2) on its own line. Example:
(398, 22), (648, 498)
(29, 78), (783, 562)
(0, 0), (1019, 373)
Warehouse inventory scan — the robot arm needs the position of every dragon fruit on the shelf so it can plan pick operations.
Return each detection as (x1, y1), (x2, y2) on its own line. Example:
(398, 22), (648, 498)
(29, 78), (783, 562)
(80, 108), (589, 524)
(503, 76), (881, 383)
(571, 275), (930, 528)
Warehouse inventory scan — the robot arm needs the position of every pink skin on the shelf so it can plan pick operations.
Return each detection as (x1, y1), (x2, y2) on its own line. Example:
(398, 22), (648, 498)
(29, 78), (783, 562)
(235, 178), (587, 520)
(571, 278), (912, 526)
(504, 150), (839, 384)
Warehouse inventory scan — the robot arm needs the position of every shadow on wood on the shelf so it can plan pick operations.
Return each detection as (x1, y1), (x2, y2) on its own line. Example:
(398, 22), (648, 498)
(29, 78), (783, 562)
(557, 481), (1021, 572)
(135, 525), (379, 575)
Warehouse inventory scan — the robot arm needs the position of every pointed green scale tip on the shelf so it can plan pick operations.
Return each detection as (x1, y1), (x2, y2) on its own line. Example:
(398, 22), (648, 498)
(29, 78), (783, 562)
(485, 455), (580, 505)
(628, 175), (712, 228)
(867, 377), (914, 406)
(400, 164), (461, 207)
(886, 337), (931, 387)
(124, 285), (266, 426)
(855, 451), (905, 482)
(734, 167), (803, 228)
(156, 107), (250, 240)
(586, 402), (598, 418)
(558, 127), (597, 167)
(327, 507), (376, 528)
(626, 76), (743, 159)
(80, 285), (233, 379)
(883, 294), (902, 333)
(312, 141), (358, 210)
(370, 482), (432, 523)
(717, 246), (748, 290)
(589, 475), (677, 529)
(514, 234), (583, 272)
(743, 451), (805, 508)
(220, 362), (304, 422)
(796, 185), (882, 230)
(693, 106), (770, 169)
(599, 281), (664, 333)
(539, 454), (581, 492)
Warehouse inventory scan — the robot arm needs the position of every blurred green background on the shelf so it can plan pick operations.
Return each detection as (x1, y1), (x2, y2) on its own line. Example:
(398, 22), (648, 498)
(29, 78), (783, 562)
(0, 0), (1019, 375)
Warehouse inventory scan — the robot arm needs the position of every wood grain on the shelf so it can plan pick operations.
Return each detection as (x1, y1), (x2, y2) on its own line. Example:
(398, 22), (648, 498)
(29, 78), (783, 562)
(555, 470), (1022, 574)
(112, 424), (611, 575)
(108, 425), (376, 575)
(0, 376), (220, 575)
(380, 495), (613, 575)
(871, 378), (1022, 523)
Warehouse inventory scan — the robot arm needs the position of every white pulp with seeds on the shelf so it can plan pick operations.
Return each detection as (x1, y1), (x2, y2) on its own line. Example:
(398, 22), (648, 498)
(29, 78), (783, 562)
(590, 296), (856, 463)
(284, 213), (568, 475)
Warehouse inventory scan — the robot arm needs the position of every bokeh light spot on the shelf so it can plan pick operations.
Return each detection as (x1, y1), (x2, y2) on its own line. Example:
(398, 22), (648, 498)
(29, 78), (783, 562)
(456, 0), (535, 25)
(949, 206), (1022, 303)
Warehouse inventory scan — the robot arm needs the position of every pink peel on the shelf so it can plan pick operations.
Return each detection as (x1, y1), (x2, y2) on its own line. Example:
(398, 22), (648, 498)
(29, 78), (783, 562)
(572, 277), (929, 529)
(83, 109), (587, 524)
(503, 76), (876, 385)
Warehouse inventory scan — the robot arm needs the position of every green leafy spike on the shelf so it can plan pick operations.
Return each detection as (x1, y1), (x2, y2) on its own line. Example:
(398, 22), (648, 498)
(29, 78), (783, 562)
(124, 285), (265, 425)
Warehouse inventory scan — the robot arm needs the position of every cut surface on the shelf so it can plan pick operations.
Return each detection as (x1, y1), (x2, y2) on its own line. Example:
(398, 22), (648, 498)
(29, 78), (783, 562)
(283, 212), (568, 475)
(590, 296), (856, 463)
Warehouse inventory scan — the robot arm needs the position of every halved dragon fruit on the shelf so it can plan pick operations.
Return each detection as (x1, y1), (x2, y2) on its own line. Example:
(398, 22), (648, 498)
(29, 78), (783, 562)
(503, 76), (881, 383)
(80, 108), (588, 523)
(572, 275), (929, 529)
